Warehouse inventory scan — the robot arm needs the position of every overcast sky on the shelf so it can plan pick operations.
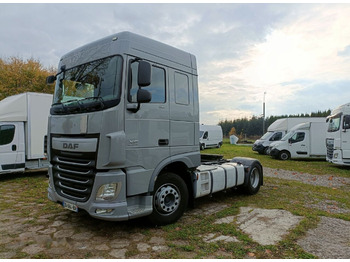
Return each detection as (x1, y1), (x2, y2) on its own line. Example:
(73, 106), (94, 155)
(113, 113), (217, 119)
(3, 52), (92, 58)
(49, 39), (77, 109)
(1, 3), (350, 124)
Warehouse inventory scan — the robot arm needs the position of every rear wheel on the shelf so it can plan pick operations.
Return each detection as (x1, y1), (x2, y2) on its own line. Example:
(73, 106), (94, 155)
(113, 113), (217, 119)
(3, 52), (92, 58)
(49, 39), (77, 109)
(148, 172), (188, 226)
(242, 162), (262, 195)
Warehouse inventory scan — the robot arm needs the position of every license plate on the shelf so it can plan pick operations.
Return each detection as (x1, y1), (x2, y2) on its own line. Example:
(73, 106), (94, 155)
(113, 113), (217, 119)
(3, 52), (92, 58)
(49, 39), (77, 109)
(63, 201), (78, 213)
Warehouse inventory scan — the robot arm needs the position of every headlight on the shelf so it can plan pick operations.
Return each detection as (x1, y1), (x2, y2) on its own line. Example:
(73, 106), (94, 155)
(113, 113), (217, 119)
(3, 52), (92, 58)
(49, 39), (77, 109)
(96, 182), (122, 201)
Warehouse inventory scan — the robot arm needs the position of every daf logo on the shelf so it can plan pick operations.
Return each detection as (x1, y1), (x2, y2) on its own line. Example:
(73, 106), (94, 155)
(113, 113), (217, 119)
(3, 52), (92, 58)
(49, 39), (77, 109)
(63, 143), (79, 150)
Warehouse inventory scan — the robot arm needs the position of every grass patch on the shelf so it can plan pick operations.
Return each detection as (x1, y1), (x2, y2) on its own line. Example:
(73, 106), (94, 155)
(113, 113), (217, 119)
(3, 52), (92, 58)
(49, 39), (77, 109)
(204, 139), (350, 178)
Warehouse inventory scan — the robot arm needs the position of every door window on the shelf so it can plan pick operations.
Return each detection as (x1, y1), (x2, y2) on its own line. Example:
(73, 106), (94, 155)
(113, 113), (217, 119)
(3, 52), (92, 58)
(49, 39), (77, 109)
(290, 132), (305, 143)
(0, 125), (15, 145)
(203, 131), (208, 139)
(174, 72), (189, 105)
(270, 132), (282, 141)
(129, 62), (166, 103)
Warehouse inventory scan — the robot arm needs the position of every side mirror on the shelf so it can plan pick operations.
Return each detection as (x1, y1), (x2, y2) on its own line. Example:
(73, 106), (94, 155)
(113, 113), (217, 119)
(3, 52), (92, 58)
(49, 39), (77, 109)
(137, 89), (152, 103)
(46, 75), (56, 85)
(343, 115), (350, 130)
(138, 61), (151, 87)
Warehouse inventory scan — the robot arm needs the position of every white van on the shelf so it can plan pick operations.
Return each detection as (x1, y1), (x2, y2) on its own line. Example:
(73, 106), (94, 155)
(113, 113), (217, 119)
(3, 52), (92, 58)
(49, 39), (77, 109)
(269, 121), (327, 160)
(253, 117), (326, 154)
(200, 125), (223, 150)
(0, 92), (52, 174)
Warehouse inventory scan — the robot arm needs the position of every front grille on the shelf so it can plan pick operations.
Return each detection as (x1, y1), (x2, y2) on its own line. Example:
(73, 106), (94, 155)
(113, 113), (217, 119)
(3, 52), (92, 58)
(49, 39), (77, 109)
(51, 149), (97, 202)
(326, 139), (334, 160)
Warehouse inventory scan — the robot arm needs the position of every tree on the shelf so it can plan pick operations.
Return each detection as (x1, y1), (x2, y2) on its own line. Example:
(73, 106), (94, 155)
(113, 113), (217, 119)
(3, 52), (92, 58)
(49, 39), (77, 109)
(229, 127), (237, 136)
(0, 57), (56, 100)
(219, 110), (332, 138)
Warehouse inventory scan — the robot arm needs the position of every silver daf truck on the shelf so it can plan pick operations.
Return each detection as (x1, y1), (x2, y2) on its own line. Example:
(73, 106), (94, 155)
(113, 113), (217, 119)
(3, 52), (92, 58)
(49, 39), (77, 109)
(46, 31), (263, 225)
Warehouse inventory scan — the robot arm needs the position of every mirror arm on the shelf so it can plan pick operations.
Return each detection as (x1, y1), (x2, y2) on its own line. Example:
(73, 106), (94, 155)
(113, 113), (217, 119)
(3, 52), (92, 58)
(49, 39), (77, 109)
(127, 103), (140, 113)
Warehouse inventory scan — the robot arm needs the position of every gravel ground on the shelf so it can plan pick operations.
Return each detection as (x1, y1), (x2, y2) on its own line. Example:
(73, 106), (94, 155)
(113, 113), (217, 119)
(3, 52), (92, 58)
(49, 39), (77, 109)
(264, 167), (350, 189)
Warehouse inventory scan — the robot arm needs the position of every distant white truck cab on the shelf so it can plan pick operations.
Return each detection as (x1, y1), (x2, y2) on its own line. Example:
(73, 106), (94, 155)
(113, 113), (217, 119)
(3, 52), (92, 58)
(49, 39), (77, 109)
(269, 120), (327, 160)
(199, 124), (223, 150)
(253, 117), (325, 155)
(326, 103), (350, 166)
(0, 92), (52, 174)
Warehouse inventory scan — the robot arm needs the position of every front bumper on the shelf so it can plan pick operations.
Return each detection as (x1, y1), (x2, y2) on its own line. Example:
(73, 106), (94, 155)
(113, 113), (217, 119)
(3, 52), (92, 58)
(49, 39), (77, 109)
(252, 144), (265, 153)
(47, 165), (152, 221)
(328, 149), (350, 166)
(269, 148), (280, 158)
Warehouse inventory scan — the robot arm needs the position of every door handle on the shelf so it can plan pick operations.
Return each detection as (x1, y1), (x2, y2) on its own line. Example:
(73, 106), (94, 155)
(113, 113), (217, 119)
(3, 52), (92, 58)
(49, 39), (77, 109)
(158, 139), (169, 146)
(12, 145), (17, 151)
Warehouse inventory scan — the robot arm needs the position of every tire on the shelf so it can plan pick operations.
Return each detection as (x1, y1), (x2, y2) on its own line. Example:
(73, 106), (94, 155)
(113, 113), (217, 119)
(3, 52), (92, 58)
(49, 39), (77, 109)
(217, 143), (221, 148)
(200, 143), (205, 150)
(242, 162), (262, 195)
(148, 172), (189, 226)
(279, 151), (290, 160)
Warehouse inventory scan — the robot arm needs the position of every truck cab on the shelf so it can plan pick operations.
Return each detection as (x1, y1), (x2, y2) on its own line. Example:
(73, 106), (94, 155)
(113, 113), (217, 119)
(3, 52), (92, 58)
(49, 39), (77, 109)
(326, 103), (350, 165)
(47, 32), (200, 223)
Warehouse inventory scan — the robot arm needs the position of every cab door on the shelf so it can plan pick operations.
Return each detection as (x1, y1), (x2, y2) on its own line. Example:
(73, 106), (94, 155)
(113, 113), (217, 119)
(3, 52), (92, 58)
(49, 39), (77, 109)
(289, 131), (309, 158)
(124, 58), (170, 196)
(0, 122), (25, 172)
(341, 115), (350, 158)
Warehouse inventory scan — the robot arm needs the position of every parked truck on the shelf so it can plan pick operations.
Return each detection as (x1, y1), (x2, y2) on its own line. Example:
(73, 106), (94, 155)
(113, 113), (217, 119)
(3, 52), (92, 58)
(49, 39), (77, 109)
(46, 31), (263, 225)
(253, 117), (326, 155)
(326, 103), (350, 166)
(199, 124), (223, 150)
(0, 92), (52, 174)
(269, 120), (327, 160)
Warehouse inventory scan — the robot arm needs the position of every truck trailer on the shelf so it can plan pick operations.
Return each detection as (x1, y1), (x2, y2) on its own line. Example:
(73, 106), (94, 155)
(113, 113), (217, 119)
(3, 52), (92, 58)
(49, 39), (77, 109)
(0, 92), (52, 174)
(326, 103), (350, 166)
(253, 117), (326, 155)
(46, 31), (263, 225)
(269, 120), (327, 160)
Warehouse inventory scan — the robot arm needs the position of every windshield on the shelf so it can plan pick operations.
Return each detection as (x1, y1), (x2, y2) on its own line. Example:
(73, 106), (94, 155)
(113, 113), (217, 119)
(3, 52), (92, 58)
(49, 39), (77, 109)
(51, 55), (123, 115)
(281, 131), (294, 141)
(327, 114), (341, 132)
(200, 131), (204, 138)
(260, 131), (273, 140)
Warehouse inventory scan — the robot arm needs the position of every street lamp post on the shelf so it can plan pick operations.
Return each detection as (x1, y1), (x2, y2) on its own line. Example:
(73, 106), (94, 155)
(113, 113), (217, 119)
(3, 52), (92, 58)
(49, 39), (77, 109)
(262, 92), (266, 135)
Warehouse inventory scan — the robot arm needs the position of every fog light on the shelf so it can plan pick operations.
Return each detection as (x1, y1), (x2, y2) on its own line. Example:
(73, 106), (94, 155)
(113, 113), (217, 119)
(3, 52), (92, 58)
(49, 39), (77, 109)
(96, 209), (114, 214)
(96, 182), (121, 201)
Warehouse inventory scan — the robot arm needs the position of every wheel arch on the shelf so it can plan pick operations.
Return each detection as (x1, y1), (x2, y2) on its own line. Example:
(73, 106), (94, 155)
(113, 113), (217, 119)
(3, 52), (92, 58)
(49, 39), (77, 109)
(148, 152), (199, 194)
(231, 157), (264, 186)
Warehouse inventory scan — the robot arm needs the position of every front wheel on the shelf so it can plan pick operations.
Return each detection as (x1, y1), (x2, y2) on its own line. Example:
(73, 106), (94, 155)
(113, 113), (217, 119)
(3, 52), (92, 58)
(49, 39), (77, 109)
(148, 172), (189, 226)
(279, 151), (290, 160)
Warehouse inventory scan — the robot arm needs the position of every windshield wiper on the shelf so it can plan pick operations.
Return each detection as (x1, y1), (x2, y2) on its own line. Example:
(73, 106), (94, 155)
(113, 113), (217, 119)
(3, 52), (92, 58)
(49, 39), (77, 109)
(52, 99), (85, 114)
(82, 96), (105, 110)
